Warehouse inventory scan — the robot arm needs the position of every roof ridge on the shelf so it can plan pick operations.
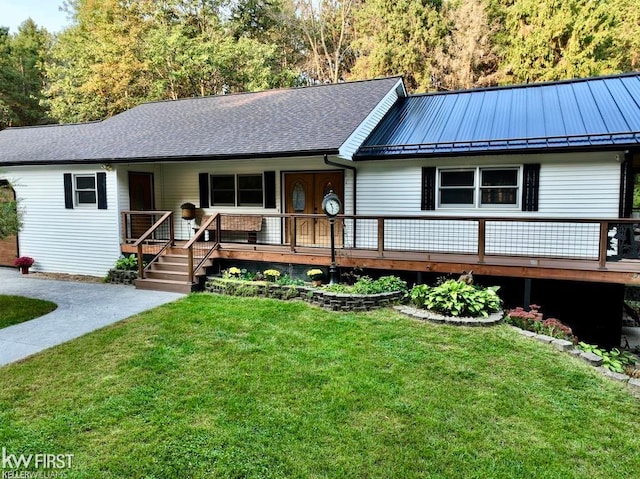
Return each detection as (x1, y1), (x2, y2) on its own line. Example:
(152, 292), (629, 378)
(3, 120), (102, 131)
(409, 71), (640, 98)
(127, 76), (404, 108)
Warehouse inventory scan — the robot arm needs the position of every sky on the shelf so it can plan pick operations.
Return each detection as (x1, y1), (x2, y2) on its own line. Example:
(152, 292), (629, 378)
(0, 0), (70, 34)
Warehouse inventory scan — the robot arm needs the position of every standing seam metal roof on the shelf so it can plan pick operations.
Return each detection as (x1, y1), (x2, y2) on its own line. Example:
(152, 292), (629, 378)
(356, 72), (640, 159)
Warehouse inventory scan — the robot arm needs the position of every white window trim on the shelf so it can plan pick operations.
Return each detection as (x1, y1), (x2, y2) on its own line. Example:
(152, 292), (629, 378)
(74, 173), (97, 208)
(437, 166), (521, 210)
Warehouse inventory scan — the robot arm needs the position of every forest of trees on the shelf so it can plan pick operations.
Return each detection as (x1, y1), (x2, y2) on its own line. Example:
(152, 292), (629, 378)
(0, 0), (639, 129)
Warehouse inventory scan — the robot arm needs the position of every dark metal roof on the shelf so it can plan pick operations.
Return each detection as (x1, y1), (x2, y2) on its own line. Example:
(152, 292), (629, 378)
(0, 77), (401, 165)
(356, 72), (640, 159)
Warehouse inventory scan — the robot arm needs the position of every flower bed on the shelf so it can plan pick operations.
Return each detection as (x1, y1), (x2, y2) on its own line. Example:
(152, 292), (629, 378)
(204, 277), (405, 311)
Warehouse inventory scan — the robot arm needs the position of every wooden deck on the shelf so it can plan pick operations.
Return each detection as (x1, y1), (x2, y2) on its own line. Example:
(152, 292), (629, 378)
(121, 241), (640, 285)
(121, 211), (640, 285)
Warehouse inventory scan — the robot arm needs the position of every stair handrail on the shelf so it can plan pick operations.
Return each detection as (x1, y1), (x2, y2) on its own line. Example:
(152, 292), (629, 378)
(183, 213), (221, 283)
(132, 211), (174, 279)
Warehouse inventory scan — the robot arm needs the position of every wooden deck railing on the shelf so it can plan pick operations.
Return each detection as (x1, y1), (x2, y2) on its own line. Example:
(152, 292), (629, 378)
(121, 211), (640, 278)
(129, 211), (174, 279)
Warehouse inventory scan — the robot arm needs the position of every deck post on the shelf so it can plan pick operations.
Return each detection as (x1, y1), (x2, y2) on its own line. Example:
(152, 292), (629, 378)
(169, 213), (175, 246)
(377, 218), (385, 257)
(187, 246), (194, 283)
(289, 216), (297, 252)
(478, 219), (486, 263)
(137, 244), (144, 279)
(598, 221), (609, 269)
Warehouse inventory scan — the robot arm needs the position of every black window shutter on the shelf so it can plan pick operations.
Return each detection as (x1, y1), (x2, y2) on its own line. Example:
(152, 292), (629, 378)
(421, 167), (436, 211)
(97, 172), (107, 209)
(63, 173), (73, 209)
(619, 156), (633, 218)
(199, 173), (210, 208)
(522, 163), (540, 212)
(264, 171), (276, 209)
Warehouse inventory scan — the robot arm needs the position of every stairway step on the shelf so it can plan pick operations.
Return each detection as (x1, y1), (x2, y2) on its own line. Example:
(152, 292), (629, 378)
(135, 278), (196, 294)
(150, 262), (189, 272)
(145, 270), (191, 281)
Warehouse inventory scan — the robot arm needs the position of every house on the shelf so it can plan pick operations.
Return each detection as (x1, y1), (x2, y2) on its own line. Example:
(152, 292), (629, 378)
(1, 72), (640, 320)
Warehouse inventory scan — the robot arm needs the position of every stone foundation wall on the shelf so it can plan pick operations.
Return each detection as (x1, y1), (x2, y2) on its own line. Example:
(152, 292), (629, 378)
(106, 269), (138, 285)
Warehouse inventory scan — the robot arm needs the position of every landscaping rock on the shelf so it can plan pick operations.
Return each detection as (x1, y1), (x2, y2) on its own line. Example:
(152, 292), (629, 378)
(533, 334), (555, 344)
(579, 351), (604, 367)
(597, 367), (630, 383)
(551, 339), (574, 351)
(628, 379), (640, 393)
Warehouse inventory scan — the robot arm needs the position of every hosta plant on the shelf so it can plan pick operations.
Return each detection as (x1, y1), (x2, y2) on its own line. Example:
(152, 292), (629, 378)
(410, 280), (502, 318)
(577, 342), (638, 373)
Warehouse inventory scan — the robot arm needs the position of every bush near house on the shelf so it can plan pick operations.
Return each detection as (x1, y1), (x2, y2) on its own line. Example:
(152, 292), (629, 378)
(504, 305), (575, 342)
(410, 280), (502, 318)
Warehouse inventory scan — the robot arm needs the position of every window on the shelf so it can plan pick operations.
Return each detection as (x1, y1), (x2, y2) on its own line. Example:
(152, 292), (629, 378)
(238, 174), (264, 206)
(480, 169), (518, 205)
(438, 167), (520, 208)
(439, 170), (475, 206)
(210, 174), (264, 207)
(211, 175), (235, 206)
(75, 174), (97, 205)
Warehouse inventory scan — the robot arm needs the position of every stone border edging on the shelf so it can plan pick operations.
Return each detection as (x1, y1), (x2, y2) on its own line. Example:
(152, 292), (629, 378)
(393, 305), (503, 327)
(106, 269), (137, 285)
(205, 277), (405, 311)
(509, 325), (640, 397)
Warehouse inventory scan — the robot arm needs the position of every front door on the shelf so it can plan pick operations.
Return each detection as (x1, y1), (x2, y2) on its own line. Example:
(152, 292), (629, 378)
(0, 182), (19, 266)
(284, 171), (344, 246)
(128, 172), (155, 238)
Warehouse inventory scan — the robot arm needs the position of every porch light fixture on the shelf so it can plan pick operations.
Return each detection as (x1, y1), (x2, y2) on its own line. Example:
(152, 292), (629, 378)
(100, 163), (113, 172)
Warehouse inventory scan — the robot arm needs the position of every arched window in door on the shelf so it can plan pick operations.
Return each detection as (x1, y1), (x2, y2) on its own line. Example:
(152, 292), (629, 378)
(292, 182), (306, 212)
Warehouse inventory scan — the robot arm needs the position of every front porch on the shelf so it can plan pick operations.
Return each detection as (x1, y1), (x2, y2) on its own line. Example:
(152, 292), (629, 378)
(120, 211), (640, 292)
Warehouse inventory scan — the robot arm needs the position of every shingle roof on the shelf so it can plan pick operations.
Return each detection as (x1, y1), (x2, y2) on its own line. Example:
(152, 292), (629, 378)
(0, 77), (401, 165)
(356, 72), (640, 159)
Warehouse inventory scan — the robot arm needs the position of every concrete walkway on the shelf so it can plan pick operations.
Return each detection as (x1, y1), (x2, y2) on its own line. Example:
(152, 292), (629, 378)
(0, 268), (184, 366)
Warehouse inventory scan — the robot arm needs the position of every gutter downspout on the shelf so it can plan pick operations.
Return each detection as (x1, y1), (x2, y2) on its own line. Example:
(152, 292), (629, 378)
(323, 154), (357, 215)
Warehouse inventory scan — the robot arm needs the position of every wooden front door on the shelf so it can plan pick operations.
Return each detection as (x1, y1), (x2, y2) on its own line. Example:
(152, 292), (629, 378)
(284, 171), (344, 246)
(0, 183), (18, 266)
(128, 172), (155, 238)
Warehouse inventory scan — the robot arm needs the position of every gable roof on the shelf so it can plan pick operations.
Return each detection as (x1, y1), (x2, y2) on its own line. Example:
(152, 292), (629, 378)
(356, 72), (640, 159)
(0, 77), (402, 166)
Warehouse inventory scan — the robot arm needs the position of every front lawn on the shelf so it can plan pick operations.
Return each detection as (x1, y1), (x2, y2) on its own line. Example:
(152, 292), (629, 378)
(0, 294), (639, 478)
(0, 294), (57, 329)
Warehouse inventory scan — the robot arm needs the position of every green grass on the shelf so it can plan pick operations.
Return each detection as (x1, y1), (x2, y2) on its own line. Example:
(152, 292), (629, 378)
(0, 294), (639, 478)
(0, 294), (57, 329)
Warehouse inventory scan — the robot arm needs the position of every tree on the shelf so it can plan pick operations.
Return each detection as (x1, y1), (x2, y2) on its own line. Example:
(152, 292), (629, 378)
(0, 182), (20, 240)
(297, 0), (357, 84)
(431, 0), (501, 91)
(351, 0), (445, 92)
(0, 21), (50, 129)
(496, 0), (627, 83)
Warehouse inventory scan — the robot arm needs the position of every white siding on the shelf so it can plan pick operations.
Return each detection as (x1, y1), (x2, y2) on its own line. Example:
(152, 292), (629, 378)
(354, 151), (622, 258)
(142, 156), (352, 241)
(338, 80), (405, 160)
(3, 165), (121, 276)
(357, 151), (621, 218)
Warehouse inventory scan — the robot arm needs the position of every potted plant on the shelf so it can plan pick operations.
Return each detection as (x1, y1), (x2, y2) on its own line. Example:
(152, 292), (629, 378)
(14, 256), (34, 274)
(307, 268), (324, 286)
(180, 202), (196, 220)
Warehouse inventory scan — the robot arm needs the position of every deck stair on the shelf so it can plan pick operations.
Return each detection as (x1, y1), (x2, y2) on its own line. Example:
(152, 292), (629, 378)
(134, 248), (213, 294)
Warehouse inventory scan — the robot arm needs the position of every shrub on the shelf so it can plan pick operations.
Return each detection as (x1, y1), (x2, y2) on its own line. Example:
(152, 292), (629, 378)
(307, 269), (324, 281)
(577, 342), (638, 373)
(504, 305), (574, 341)
(323, 275), (408, 294)
(113, 254), (138, 271)
(410, 280), (502, 318)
